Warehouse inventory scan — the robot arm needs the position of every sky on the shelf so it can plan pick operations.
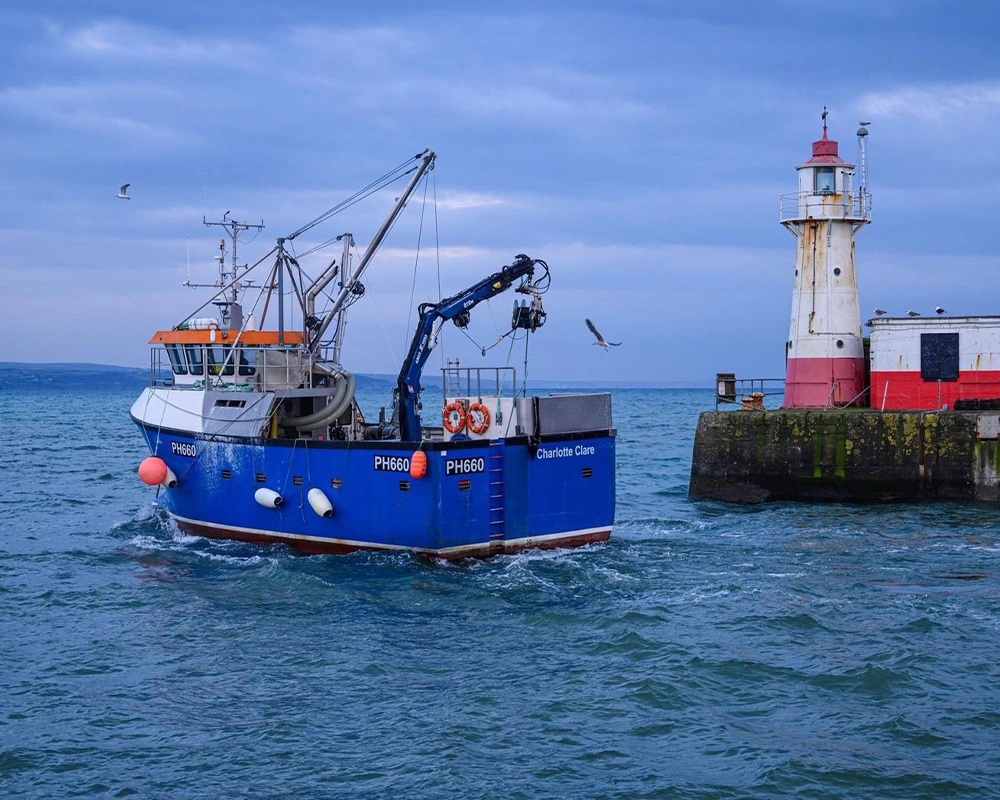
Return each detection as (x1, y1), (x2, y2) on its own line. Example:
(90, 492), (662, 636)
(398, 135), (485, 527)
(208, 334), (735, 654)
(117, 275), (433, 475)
(2, 0), (999, 385)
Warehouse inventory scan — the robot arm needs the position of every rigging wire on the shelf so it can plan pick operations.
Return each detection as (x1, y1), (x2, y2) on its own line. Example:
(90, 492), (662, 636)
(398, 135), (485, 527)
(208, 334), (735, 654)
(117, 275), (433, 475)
(286, 155), (422, 243)
(433, 171), (445, 373)
(320, 169), (431, 370)
(241, 227), (262, 248)
(296, 161), (427, 257)
(521, 326), (531, 396)
(314, 239), (369, 351)
(257, 255), (281, 328)
(455, 322), (521, 357)
(180, 245), (278, 325)
(403, 175), (431, 355)
(505, 325), (521, 370)
(365, 274), (400, 372)
(283, 253), (307, 315)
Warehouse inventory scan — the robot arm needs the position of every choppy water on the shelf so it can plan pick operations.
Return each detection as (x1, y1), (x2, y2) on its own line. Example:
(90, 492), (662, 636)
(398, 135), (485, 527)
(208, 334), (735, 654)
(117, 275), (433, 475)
(2, 387), (1000, 798)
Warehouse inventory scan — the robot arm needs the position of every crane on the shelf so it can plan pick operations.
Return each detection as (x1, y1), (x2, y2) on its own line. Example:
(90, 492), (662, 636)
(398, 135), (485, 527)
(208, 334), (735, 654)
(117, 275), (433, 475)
(394, 254), (549, 441)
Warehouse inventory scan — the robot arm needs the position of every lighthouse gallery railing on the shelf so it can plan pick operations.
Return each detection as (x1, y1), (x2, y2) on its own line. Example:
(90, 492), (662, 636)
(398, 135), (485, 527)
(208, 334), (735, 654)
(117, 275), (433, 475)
(779, 190), (872, 223)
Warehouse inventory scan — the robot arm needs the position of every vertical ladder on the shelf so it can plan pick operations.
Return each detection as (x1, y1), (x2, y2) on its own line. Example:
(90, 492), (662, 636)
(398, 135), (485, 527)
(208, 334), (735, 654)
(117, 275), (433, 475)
(444, 359), (463, 398)
(488, 439), (505, 545)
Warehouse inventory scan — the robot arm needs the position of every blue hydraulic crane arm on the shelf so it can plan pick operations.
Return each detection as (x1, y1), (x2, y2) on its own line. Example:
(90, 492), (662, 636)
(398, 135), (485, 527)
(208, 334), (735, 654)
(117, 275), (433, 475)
(396, 254), (539, 441)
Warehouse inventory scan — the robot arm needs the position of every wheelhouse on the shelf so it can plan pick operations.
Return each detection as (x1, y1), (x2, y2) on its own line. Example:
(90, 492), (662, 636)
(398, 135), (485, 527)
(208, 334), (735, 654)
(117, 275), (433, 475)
(148, 327), (308, 389)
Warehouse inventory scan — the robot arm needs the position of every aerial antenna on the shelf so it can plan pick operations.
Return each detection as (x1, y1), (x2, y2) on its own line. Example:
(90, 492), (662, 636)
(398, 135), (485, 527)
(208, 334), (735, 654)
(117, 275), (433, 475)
(188, 212), (266, 326)
(857, 121), (870, 216)
(822, 106), (828, 133)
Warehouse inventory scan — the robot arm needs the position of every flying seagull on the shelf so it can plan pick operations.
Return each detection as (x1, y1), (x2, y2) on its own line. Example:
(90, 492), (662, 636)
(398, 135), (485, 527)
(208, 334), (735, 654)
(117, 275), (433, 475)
(586, 318), (621, 350)
(907, 310), (921, 317)
(935, 306), (946, 315)
(873, 308), (886, 316)
(115, 183), (131, 200)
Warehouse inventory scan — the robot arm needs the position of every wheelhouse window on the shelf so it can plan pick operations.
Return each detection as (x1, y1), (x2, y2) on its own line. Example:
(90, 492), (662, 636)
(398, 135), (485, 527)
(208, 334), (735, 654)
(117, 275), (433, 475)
(184, 344), (205, 376)
(238, 347), (257, 376)
(207, 345), (235, 376)
(166, 344), (188, 375)
(814, 167), (835, 195)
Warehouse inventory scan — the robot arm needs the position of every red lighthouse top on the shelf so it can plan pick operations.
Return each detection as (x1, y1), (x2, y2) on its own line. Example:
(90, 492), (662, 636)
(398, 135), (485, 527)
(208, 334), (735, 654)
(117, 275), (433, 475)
(804, 108), (848, 165)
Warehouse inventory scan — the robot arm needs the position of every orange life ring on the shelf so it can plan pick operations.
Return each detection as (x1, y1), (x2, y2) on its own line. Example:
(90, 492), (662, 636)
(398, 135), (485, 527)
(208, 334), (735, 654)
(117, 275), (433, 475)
(443, 401), (466, 434)
(467, 402), (491, 435)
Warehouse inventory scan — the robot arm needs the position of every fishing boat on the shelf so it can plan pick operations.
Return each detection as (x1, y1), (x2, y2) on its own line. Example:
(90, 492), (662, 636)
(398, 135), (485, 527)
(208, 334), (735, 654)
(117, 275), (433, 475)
(131, 150), (616, 558)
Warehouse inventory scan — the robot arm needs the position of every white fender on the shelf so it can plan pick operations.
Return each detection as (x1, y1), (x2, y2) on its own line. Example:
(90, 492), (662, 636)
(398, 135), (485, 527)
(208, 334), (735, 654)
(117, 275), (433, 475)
(254, 487), (283, 508)
(307, 487), (334, 518)
(162, 467), (179, 489)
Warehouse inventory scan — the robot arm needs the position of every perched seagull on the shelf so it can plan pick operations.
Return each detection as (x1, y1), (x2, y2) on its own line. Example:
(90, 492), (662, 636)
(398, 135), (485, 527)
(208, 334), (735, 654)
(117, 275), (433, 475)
(115, 183), (131, 200)
(586, 318), (622, 350)
(935, 306), (946, 315)
(907, 310), (921, 317)
(874, 308), (887, 316)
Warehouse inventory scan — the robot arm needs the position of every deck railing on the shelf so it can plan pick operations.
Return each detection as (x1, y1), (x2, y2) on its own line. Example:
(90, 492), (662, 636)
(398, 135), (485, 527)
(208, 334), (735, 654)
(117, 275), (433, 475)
(441, 364), (517, 402)
(149, 344), (324, 391)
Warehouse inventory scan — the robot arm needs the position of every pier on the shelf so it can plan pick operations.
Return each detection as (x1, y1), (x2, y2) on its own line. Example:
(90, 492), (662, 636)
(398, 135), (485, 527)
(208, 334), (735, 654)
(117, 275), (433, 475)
(689, 408), (1000, 503)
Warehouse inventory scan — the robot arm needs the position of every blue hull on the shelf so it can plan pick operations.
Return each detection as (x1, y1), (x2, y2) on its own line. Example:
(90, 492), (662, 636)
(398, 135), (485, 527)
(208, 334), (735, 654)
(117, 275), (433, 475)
(135, 425), (615, 559)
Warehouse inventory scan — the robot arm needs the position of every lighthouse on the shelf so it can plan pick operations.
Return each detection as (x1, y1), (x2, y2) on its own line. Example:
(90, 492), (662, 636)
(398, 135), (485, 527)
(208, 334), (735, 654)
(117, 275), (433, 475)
(692, 118), (1000, 506)
(780, 111), (871, 408)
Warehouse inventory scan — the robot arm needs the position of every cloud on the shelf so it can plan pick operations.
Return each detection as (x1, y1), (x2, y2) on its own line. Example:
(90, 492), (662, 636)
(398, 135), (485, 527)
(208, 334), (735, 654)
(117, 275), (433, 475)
(1, 6), (994, 382)
(60, 19), (261, 65)
(281, 22), (653, 138)
(424, 69), (652, 126)
(435, 193), (508, 211)
(859, 81), (1000, 122)
(0, 82), (198, 149)
(286, 24), (422, 69)
(375, 245), (495, 261)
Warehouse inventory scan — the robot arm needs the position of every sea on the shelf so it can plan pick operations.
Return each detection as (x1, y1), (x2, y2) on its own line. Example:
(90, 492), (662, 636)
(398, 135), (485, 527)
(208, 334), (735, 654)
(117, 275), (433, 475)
(2, 385), (1000, 798)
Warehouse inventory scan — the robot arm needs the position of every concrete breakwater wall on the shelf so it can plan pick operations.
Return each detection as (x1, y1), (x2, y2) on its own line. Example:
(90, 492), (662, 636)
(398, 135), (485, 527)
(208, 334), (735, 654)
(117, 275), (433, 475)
(689, 410), (1000, 503)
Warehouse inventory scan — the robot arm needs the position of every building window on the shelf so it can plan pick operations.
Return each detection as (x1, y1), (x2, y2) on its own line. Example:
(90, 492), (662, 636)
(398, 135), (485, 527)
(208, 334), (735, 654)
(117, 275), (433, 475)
(920, 333), (959, 381)
(814, 167), (835, 195)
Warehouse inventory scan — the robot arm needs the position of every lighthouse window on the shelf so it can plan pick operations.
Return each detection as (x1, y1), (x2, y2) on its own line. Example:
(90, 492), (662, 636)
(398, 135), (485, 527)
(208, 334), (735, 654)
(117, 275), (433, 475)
(920, 333), (959, 382)
(814, 167), (835, 195)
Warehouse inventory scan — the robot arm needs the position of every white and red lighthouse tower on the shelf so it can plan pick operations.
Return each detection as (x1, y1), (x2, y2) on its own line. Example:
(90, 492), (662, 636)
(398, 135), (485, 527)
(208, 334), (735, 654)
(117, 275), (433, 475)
(781, 111), (871, 408)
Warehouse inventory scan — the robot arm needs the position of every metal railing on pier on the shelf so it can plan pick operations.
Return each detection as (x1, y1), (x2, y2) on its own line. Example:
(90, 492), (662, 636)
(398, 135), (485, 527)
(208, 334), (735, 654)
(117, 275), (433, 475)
(715, 373), (785, 411)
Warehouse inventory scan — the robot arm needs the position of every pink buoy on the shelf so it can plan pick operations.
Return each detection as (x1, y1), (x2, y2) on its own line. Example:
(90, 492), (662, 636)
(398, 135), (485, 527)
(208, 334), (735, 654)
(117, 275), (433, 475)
(138, 457), (168, 486)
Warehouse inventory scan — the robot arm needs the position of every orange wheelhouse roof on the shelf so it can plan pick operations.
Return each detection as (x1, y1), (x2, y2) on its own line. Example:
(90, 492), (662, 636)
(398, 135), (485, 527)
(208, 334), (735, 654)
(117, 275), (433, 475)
(149, 330), (306, 346)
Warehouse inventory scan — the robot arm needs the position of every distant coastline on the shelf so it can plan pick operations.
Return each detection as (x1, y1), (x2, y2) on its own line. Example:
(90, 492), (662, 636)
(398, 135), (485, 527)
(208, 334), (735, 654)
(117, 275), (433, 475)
(0, 362), (711, 391)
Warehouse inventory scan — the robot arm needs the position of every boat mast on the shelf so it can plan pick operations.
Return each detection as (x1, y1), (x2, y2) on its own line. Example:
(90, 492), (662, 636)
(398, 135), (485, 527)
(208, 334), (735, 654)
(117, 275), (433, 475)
(332, 234), (355, 365)
(196, 212), (265, 328)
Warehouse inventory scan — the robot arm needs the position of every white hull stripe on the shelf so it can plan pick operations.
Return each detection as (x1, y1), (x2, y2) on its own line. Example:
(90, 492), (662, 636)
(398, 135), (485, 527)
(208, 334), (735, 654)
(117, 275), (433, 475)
(169, 513), (610, 556)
